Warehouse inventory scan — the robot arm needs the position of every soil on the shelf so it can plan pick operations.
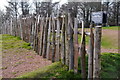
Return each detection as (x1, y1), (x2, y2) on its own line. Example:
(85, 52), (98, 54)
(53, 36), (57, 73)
(1, 48), (52, 78)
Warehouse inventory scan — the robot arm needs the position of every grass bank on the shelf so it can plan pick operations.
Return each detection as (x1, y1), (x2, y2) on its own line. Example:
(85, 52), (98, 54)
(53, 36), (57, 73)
(14, 53), (120, 79)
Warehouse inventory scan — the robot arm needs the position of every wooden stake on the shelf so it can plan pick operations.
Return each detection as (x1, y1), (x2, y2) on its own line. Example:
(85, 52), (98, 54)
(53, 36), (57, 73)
(68, 13), (74, 70)
(93, 26), (102, 78)
(42, 15), (49, 58)
(39, 17), (44, 56)
(80, 21), (86, 78)
(56, 16), (60, 61)
(88, 24), (94, 79)
(52, 14), (56, 62)
(61, 16), (65, 64)
(46, 16), (52, 60)
(74, 18), (79, 73)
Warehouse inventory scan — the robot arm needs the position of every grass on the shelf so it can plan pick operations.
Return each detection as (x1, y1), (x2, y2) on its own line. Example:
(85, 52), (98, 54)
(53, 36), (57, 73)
(15, 62), (81, 79)
(78, 26), (119, 49)
(102, 26), (120, 30)
(2, 34), (32, 50)
(13, 53), (120, 79)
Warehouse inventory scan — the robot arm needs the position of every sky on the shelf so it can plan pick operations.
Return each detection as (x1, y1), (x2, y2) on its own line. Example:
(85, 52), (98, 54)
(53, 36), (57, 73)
(0, 0), (8, 11)
(0, 0), (67, 11)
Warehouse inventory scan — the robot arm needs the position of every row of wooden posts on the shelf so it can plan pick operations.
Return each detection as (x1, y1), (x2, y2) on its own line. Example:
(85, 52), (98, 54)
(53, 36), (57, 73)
(1, 13), (102, 78)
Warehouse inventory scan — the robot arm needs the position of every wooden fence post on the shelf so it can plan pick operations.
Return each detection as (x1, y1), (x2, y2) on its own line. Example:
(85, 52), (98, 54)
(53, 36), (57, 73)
(39, 17), (44, 56)
(46, 16), (52, 59)
(61, 16), (65, 64)
(51, 14), (56, 62)
(93, 26), (102, 78)
(74, 18), (79, 73)
(80, 21), (86, 78)
(68, 13), (74, 70)
(42, 15), (49, 58)
(88, 24), (94, 79)
(56, 16), (60, 61)
(65, 14), (69, 66)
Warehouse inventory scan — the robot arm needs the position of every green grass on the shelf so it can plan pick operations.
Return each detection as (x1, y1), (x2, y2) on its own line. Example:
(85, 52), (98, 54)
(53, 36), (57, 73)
(13, 53), (120, 79)
(102, 26), (120, 30)
(15, 62), (81, 79)
(2, 34), (32, 50)
(78, 26), (119, 49)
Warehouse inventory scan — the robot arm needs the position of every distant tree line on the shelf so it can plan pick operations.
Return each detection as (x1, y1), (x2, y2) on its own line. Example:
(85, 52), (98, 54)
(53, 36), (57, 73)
(0, 0), (120, 27)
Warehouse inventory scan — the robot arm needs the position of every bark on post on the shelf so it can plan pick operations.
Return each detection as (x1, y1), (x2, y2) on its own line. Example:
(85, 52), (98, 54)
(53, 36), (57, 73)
(46, 16), (52, 59)
(80, 21), (86, 78)
(61, 16), (65, 64)
(88, 24), (94, 79)
(74, 18), (79, 73)
(65, 14), (69, 66)
(93, 26), (102, 78)
(56, 16), (60, 61)
(68, 13), (74, 70)
(52, 15), (56, 62)
(39, 17), (44, 56)
(42, 15), (49, 58)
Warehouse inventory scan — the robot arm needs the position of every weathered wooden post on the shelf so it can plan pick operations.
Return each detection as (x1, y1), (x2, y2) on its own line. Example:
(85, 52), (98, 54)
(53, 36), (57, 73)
(88, 24), (94, 79)
(74, 18), (79, 73)
(80, 21), (86, 78)
(46, 16), (52, 59)
(51, 14), (56, 62)
(39, 17), (44, 56)
(93, 26), (102, 78)
(61, 16), (65, 64)
(65, 14), (69, 66)
(42, 15), (49, 58)
(68, 13), (74, 70)
(56, 16), (60, 61)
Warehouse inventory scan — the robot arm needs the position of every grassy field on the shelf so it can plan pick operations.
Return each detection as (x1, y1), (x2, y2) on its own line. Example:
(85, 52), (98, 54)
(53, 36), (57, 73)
(78, 26), (119, 49)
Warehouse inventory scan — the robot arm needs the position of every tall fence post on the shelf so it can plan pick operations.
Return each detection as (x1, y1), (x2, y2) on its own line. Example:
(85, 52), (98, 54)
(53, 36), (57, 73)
(74, 18), (79, 73)
(80, 21), (86, 78)
(68, 13), (74, 70)
(93, 26), (102, 78)
(46, 16), (52, 59)
(61, 16), (66, 64)
(65, 14), (69, 66)
(42, 15), (49, 58)
(56, 16), (60, 61)
(39, 17), (44, 56)
(88, 24), (94, 79)
(51, 14), (56, 62)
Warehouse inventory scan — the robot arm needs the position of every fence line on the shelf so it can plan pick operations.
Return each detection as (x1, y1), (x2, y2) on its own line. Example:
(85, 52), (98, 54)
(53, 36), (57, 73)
(1, 13), (102, 78)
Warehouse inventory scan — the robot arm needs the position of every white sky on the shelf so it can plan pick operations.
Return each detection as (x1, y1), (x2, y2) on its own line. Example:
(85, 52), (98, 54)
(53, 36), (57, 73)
(0, 0), (67, 11)
(0, 0), (8, 11)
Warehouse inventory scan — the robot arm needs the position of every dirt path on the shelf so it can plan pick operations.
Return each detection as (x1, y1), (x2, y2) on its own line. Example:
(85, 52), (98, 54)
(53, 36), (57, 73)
(1, 48), (52, 78)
